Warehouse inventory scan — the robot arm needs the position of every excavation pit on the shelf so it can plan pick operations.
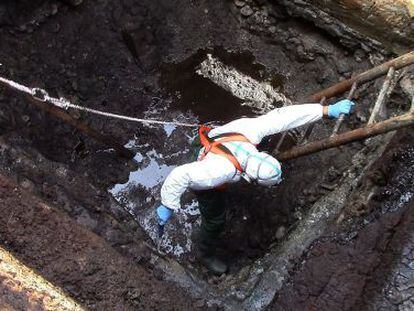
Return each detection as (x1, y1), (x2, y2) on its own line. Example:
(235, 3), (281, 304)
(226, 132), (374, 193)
(108, 46), (386, 306)
(1, 0), (413, 310)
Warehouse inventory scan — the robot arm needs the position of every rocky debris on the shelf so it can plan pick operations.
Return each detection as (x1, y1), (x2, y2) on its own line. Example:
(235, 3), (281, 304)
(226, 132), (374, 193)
(197, 54), (292, 113)
(399, 74), (414, 103)
(234, 0), (245, 8)
(275, 226), (286, 240)
(232, 0), (359, 63)
(240, 5), (254, 17)
(278, 0), (386, 54)
(355, 109), (368, 123)
(345, 162), (393, 217)
(281, 0), (414, 53)
(354, 49), (366, 62)
(235, 0), (385, 61)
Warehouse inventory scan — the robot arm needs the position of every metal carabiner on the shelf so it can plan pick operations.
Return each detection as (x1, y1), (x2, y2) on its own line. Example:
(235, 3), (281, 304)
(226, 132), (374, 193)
(31, 88), (49, 102)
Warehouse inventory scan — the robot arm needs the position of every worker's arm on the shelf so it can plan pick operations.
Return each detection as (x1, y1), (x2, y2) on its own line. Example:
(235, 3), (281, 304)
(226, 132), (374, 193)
(210, 100), (353, 144)
(156, 157), (235, 235)
(160, 164), (192, 211)
(156, 163), (199, 236)
(255, 100), (354, 141)
(256, 103), (325, 139)
(160, 156), (236, 211)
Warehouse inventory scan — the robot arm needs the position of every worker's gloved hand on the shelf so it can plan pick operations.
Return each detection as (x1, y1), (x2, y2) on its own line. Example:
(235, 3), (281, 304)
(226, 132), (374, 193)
(156, 205), (173, 237)
(157, 205), (173, 225)
(328, 99), (355, 118)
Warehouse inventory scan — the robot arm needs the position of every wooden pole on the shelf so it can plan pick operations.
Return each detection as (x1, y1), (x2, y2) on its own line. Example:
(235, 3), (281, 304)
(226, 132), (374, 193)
(411, 95), (414, 112)
(25, 96), (134, 158)
(309, 51), (414, 102)
(0, 75), (133, 158)
(331, 82), (358, 136)
(367, 67), (396, 125)
(275, 112), (414, 161)
(299, 97), (326, 144)
(0, 75), (134, 158)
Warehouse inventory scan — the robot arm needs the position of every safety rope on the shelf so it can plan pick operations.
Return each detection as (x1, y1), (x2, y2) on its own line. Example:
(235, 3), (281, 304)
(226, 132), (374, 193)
(0, 76), (201, 128)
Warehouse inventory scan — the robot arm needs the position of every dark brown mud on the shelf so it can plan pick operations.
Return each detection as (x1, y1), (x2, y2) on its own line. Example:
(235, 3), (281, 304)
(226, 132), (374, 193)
(0, 172), (194, 310)
(270, 128), (414, 310)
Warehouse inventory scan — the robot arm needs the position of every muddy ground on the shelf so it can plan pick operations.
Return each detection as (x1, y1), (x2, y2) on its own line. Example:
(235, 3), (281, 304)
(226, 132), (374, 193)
(0, 0), (413, 310)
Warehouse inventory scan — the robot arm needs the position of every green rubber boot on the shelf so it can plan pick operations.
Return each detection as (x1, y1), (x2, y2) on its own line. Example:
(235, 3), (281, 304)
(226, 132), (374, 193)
(193, 186), (228, 276)
(194, 231), (228, 276)
(199, 254), (228, 276)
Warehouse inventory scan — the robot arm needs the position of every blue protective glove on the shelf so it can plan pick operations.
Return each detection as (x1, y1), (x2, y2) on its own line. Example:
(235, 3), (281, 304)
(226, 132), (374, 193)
(328, 99), (355, 118)
(156, 205), (173, 225)
(156, 205), (173, 237)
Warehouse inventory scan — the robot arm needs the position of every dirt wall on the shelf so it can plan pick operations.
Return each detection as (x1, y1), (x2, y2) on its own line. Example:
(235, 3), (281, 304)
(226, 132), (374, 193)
(279, 0), (414, 53)
(0, 173), (195, 310)
(270, 128), (414, 310)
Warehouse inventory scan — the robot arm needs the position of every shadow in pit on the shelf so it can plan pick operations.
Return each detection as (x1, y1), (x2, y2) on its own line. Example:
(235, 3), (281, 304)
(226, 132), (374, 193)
(159, 46), (284, 123)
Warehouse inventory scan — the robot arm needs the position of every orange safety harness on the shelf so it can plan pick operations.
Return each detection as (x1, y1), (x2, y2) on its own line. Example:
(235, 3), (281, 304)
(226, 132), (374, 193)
(198, 125), (252, 172)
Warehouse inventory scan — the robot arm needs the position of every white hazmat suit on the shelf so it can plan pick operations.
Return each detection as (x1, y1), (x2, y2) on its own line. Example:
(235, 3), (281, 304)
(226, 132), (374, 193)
(161, 103), (324, 211)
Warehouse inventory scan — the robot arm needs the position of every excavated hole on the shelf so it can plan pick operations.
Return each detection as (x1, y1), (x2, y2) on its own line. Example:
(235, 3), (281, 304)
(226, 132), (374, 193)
(2, 0), (413, 309)
(109, 47), (366, 277)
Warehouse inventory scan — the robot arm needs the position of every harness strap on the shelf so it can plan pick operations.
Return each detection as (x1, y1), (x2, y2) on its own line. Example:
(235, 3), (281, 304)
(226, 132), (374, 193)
(198, 125), (251, 172)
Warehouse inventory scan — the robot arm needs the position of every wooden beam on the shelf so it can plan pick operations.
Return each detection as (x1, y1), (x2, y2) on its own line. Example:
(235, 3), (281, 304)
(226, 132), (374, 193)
(0, 75), (133, 158)
(368, 67), (396, 125)
(411, 94), (414, 112)
(276, 112), (414, 161)
(309, 51), (414, 102)
(25, 95), (134, 158)
(299, 97), (326, 144)
(331, 82), (358, 136)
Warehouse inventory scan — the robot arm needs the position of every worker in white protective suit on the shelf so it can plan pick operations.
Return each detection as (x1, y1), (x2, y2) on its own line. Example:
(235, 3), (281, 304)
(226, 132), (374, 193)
(156, 99), (354, 275)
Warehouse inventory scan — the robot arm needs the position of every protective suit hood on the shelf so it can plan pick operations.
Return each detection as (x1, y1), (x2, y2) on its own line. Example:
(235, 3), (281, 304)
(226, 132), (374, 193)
(244, 152), (282, 186)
